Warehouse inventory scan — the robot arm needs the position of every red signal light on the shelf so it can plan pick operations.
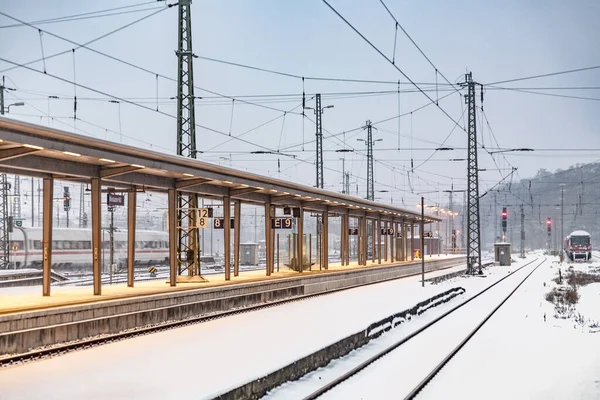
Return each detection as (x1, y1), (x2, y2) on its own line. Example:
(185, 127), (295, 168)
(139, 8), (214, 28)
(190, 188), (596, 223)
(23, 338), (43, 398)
(546, 218), (552, 225)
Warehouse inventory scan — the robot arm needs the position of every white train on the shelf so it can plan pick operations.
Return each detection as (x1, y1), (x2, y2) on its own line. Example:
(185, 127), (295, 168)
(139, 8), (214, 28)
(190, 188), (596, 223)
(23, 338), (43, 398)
(1, 227), (169, 270)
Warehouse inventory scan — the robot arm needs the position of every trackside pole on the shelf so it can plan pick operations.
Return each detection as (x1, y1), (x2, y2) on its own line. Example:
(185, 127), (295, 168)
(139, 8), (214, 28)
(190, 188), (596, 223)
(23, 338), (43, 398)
(421, 197), (425, 287)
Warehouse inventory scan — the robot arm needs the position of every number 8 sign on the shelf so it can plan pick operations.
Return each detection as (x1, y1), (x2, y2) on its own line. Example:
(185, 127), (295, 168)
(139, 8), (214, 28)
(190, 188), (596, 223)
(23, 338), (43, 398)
(197, 208), (209, 228)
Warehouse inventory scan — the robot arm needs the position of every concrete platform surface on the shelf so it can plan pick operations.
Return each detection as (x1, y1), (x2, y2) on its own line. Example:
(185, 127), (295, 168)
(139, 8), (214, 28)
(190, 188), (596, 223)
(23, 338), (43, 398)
(0, 256), (459, 315)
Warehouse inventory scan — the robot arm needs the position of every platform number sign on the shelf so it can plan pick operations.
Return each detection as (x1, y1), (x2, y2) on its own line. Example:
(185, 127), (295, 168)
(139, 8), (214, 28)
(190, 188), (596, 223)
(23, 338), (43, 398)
(381, 227), (395, 235)
(271, 217), (293, 229)
(348, 228), (359, 236)
(423, 232), (433, 238)
(214, 218), (235, 229)
(197, 208), (209, 228)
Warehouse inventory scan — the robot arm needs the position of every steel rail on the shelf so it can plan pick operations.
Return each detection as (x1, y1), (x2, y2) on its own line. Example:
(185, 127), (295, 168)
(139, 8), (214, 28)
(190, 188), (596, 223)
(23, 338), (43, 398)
(403, 257), (546, 399)
(302, 257), (540, 400)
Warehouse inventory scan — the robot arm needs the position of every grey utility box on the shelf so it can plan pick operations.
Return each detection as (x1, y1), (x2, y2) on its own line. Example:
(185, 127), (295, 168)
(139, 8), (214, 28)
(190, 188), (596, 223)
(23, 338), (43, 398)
(494, 242), (512, 266)
(240, 243), (259, 266)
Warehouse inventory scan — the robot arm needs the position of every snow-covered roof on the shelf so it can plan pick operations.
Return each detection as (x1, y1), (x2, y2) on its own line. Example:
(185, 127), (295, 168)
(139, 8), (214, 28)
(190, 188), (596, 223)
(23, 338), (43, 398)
(567, 230), (590, 237)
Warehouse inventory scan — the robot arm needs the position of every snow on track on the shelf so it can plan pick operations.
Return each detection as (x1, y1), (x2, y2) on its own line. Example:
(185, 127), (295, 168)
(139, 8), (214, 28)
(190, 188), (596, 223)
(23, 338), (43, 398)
(305, 259), (544, 400)
(262, 256), (540, 399)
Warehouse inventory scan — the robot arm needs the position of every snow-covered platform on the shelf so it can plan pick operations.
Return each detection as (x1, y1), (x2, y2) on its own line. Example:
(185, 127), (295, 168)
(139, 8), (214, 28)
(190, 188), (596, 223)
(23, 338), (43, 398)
(0, 255), (463, 356)
(0, 257), (494, 400)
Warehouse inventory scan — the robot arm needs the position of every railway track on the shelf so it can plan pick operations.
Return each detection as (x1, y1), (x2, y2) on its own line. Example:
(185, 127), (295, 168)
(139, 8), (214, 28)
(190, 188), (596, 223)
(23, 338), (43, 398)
(301, 257), (545, 400)
(0, 260), (466, 369)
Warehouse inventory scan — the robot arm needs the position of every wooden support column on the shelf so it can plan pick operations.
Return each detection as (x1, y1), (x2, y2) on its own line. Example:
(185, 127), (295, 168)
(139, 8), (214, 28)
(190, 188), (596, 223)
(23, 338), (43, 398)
(371, 219), (376, 264)
(377, 218), (382, 264)
(411, 222), (415, 261)
(127, 190), (136, 287)
(264, 201), (272, 276)
(42, 177), (53, 296)
(168, 188), (177, 286)
(384, 221), (389, 262)
(322, 209), (329, 270)
(357, 217), (362, 265)
(402, 222), (408, 261)
(297, 207), (304, 272)
(224, 195), (231, 281)
(364, 217), (368, 265)
(270, 205), (276, 273)
(341, 214), (347, 266)
(233, 200), (241, 277)
(390, 221), (395, 262)
(91, 177), (102, 295)
(347, 216), (351, 266)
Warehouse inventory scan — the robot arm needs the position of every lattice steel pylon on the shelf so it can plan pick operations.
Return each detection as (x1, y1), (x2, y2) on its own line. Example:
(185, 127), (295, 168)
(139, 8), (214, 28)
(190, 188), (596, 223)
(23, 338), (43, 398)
(366, 120), (374, 201)
(520, 204), (525, 258)
(0, 174), (9, 269)
(176, 0), (201, 277)
(315, 94), (324, 189)
(460, 72), (483, 274)
(12, 176), (20, 219)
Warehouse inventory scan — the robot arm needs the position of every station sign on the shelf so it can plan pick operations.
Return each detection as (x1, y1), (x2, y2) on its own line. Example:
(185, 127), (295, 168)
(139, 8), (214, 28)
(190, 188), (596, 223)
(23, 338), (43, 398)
(348, 228), (359, 236)
(271, 217), (293, 229)
(381, 227), (395, 236)
(213, 218), (235, 229)
(197, 208), (209, 228)
(107, 193), (125, 207)
(423, 232), (433, 238)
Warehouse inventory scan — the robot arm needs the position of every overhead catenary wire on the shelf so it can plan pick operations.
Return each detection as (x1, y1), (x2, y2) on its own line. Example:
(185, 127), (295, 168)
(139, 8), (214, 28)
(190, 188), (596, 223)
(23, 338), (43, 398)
(0, 2), (163, 29)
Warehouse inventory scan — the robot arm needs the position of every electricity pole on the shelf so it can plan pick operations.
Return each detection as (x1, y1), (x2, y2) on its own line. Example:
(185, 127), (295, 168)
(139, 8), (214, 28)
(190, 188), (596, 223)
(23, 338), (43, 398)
(304, 93), (333, 189)
(305, 94), (333, 267)
(560, 185), (564, 253)
(520, 204), (525, 258)
(494, 191), (498, 242)
(0, 174), (9, 269)
(358, 121), (382, 202)
(12, 176), (21, 219)
(176, 0), (201, 277)
(459, 72), (483, 275)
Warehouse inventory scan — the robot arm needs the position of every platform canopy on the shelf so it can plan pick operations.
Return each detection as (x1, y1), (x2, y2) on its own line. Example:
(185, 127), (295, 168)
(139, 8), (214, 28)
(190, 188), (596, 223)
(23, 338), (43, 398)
(0, 117), (439, 223)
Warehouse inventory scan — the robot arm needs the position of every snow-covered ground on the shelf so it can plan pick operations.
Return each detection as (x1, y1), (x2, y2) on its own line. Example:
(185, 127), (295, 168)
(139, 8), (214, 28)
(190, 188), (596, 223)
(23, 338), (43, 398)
(264, 255), (543, 399)
(416, 257), (600, 400)
(0, 260), (493, 400)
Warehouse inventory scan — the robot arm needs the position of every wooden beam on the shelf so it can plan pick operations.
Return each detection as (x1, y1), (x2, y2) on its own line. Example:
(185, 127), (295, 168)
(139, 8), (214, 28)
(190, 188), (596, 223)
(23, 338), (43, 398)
(0, 147), (39, 161)
(176, 177), (211, 189)
(100, 165), (143, 179)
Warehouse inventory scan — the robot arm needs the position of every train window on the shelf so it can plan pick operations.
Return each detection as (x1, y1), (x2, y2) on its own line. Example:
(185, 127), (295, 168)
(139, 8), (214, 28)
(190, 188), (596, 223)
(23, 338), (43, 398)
(63, 241), (72, 250)
(84, 241), (91, 250)
(76, 241), (84, 249)
(53, 240), (63, 249)
(34, 240), (42, 250)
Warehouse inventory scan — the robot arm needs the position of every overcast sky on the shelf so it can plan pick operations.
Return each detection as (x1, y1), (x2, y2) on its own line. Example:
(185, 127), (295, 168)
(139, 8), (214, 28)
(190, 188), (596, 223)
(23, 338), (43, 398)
(1, 0), (599, 210)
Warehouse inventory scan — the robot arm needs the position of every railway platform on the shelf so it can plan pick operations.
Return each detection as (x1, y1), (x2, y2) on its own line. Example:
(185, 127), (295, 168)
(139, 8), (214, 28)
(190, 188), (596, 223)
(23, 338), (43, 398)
(0, 255), (462, 355)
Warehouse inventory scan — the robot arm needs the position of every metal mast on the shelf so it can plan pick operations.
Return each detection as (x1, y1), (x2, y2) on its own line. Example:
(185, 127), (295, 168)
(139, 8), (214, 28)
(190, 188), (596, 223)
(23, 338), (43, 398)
(12, 176), (20, 219)
(315, 93), (324, 189)
(366, 120), (374, 201)
(520, 204), (525, 258)
(460, 72), (483, 274)
(344, 172), (350, 196)
(0, 174), (8, 269)
(176, 0), (201, 277)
